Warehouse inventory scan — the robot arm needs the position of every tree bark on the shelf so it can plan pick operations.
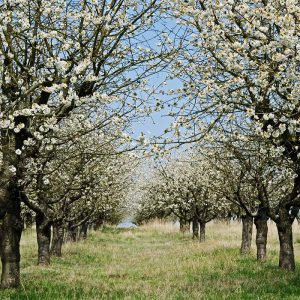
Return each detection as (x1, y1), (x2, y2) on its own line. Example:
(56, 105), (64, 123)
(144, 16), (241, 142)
(0, 132), (23, 288)
(254, 218), (268, 262)
(66, 224), (77, 242)
(50, 223), (64, 257)
(277, 220), (295, 271)
(93, 219), (104, 231)
(254, 207), (268, 262)
(79, 222), (88, 240)
(179, 219), (190, 233)
(0, 189), (22, 288)
(24, 212), (33, 230)
(199, 221), (206, 242)
(240, 215), (253, 255)
(36, 213), (51, 266)
(192, 217), (199, 239)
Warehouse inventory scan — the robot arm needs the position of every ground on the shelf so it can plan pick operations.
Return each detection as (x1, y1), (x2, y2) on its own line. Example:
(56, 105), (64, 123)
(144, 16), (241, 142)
(2, 221), (300, 299)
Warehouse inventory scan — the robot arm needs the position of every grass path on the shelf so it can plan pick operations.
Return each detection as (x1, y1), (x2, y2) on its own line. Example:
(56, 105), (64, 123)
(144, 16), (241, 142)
(2, 222), (300, 299)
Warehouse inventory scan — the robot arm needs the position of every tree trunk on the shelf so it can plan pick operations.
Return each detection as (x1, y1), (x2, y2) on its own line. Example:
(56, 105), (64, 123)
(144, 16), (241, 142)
(199, 221), (206, 242)
(66, 225), (77, 242)
(93, 219), (104, 231)
(226, 212), (231, 225)
(24, 212), (33, 230)
(79, 222), (88, 240)
(36, 213), (51, 266)
(0, 188), (22, 288)
(254, 206), (268, 262)
(192, 217), (199, 239)
(240, 215), (253, 255)
(254, 218), (268, 262)
(277, 220), (295, 271)
(51, 223), (64, 257)
(179, 219), (190, 233)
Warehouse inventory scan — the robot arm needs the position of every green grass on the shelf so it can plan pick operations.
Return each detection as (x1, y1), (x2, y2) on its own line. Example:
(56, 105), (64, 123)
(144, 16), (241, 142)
(2, 221), (300, 299)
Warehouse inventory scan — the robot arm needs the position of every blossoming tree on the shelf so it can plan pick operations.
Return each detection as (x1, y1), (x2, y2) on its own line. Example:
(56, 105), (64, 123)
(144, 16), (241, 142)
(171, 0), (300, 270)
(0, 0), (172, 288)
(135, 153), (227, 241)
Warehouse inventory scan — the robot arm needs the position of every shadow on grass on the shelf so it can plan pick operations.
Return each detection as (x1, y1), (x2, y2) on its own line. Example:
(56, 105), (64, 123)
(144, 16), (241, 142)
(185, 248), (300, 299)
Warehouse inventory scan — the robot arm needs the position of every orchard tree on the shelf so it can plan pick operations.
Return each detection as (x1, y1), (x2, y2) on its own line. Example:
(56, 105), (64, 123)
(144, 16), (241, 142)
(157, 157), (224, 242)
(171, 0), (300, 270)
(136, 153), (227, 241)
(133, 164), (173, 225)
(134, 182), (172, 225)
(0, 0), (174, 288)
(24, 122), (136, 264)
(205, 134), (293, 261)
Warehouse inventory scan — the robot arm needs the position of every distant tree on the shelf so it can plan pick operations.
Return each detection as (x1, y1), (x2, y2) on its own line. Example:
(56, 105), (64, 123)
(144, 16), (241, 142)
(136, 153), (227, 241)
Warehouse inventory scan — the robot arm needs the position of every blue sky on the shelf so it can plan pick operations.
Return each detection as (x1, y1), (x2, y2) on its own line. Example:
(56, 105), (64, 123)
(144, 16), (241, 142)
(129, 17), (184, 141)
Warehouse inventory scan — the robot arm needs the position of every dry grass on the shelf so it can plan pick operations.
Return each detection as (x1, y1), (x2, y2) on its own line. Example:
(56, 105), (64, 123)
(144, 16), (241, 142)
(2, 221), (300, 299)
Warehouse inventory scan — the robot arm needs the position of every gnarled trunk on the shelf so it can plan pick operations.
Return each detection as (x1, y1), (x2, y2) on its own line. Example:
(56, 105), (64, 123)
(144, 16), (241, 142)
(179, 219), (190, 233)
(277, 220), (295, 271)
(36, 213), (51, 266)
(0, 187), (22, 288)
(199, 221), (206, 242)
(51, 223), (64, 257)
(192, 217), (199, 239)
(240, 215), (253, 255)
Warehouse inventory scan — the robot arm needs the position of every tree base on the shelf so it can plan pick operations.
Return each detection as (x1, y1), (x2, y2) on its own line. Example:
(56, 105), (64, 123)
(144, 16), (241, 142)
(1, 261), (20, 288)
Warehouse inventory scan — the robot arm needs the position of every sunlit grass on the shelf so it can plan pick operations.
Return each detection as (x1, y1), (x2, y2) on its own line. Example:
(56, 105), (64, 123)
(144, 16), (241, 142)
(2, 221), (300, 299)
